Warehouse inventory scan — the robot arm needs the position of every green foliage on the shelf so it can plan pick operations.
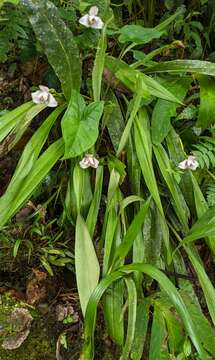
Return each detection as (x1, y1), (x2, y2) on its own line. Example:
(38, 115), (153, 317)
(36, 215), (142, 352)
(21, 0), (81, 99)
(0, 2), (33, 62)
(61, 90), (104, 158)
(1, 1), (215, 359)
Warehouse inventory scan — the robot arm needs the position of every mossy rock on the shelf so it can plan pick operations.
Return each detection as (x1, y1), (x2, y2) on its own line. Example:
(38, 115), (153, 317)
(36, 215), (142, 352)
(0, 294), (55, 360)
(0, 322), (55, 360)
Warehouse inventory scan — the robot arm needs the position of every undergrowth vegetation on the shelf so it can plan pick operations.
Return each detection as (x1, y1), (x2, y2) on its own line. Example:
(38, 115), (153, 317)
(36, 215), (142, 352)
(1, 0), (215, 359)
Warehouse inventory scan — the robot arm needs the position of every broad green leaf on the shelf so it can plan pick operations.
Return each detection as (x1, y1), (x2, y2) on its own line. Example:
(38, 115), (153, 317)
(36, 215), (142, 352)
(75, 214), (100, 316)
(181, 291), (215, 356)
(82, 264), (209, 359)
(118, 25), (164, 44)
(118, 8), (182, 44)
(120, 278), (137, 360)
(21, 0), (81, 99)
(196, 75), (215, 129)
(133, 206), (162, 270)
(104, 279), (124, 346)
(61, 91), (104, 158)
(131, 300), (150, 360)
(0, 101), (33, 143)
(162, 307), (184, 355)
(0, 139), (64, 227)
(104, 90), (125, 152)
(145, 60), (215, 77)
(151, 78), (191, 144)
(149, 305), (167, 360)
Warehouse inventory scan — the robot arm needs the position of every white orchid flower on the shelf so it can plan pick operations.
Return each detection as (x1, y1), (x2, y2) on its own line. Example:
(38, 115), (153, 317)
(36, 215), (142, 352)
(79, 6), (104, 29)
(79, 154), (99, 169)
(178, 155), (199, 171)
(31, 85), (58, 107)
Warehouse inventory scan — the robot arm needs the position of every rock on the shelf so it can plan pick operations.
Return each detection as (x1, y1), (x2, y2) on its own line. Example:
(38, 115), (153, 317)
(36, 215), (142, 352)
(1, 308), (33, 350)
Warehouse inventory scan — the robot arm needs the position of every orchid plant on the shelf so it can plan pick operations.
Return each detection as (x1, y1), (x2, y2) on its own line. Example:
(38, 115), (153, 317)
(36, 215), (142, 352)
(1, 0), (215, 359)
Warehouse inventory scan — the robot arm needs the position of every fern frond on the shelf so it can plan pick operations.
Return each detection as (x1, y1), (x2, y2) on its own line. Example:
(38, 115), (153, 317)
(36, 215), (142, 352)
(206, 182), (215, 207)
(0, 3), (30, 62)
(192, 137), (215, 169)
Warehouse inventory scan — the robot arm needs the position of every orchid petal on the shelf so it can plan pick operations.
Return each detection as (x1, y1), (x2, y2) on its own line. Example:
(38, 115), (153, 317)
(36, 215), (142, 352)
(39, 85), (49, 92)
(79, 14), (90, 27)
(46, 93), (58, 107)
(178, 160), (188, 170)
(31, 90), (43, 104)
(89, 6), (98, 16)
(91, 16), (104, 29)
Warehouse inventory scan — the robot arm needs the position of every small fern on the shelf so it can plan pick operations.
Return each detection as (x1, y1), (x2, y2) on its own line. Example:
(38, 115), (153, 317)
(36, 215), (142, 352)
(192, 137), (215, 169)
(0, 3), (32, 62)
(206, 182), (215, 207)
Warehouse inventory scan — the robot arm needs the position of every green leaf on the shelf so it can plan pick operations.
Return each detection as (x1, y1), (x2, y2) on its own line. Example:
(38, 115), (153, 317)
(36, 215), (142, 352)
(86, 166), (104, 238)
(0, 139), (64, 227)
(118, 8), (182, 45)
(75, 214), (100, 316)
(104, 279), (124, 346)
(153, 144), (189, 232)
(117, 92), (142, 156)
(82, 264), (209, 359)
(10, 105), (65, 187)
(21, 0), (81, 99)
(183, 207), (215, 243)
(105, 56), (182, 103)
(111, 198), (151, 270)
(196, 75), (215, 129)
(120, 278), (137, 360)
(92, 26), (107, 101)
(0, 101), (33, 143)
(191, 173), (215, 255)
(145, 60), (215, 77)
(130, 300), (150, 360)
(7, 103), (47, 152)
(104, 90), (125, 152)
(149, 305), (167, 360)
(134, 109), (163, 214)
(151, 78), (191, 144)
(185, 246), (215, 327)
(118, 25), (164, 44)
(181, 291), (215, 356)
(162, 306), (184, 355)
(61, 91), (104, 158)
